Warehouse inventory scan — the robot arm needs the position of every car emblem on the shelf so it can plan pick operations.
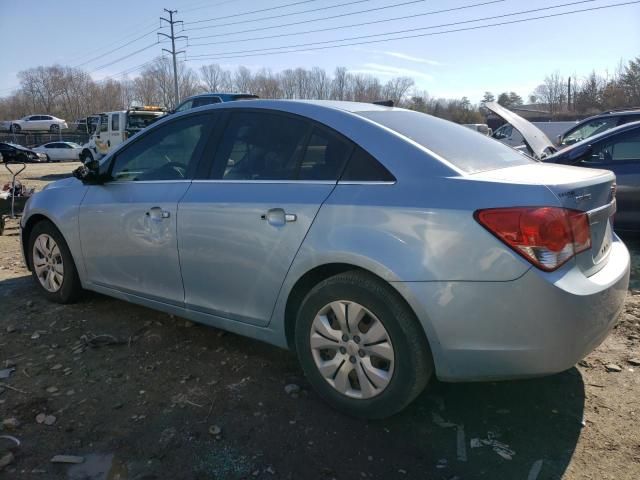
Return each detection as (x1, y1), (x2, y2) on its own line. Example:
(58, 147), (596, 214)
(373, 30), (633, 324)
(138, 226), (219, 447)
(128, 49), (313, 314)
(574, 192), (592, 204)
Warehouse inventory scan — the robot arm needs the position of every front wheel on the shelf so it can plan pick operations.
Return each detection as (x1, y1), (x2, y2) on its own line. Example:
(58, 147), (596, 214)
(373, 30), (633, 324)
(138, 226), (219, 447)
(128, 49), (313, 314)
(28, 220), (82, 303)
(295, 270), (433, 418)
(49, 124), (60, 133)
(10, 124), (21, 133)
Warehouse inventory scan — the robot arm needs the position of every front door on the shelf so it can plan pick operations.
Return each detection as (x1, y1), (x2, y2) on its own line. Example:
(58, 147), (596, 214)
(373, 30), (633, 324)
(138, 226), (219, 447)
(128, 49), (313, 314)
(585, 128), (640, 231)
(79, 113), (214, 305)
(178, 110), (354, 326)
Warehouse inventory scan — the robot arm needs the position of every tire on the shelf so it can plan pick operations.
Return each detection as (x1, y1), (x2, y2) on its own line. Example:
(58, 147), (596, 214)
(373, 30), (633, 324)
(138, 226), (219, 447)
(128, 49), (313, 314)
(45, 155), (51, 163)
(28, 220), (82, 304)
(17, 153), (29, 163)
(10, 124), (21, 134)
(49, 124), (60, 133)
(295, 270), (433, 418)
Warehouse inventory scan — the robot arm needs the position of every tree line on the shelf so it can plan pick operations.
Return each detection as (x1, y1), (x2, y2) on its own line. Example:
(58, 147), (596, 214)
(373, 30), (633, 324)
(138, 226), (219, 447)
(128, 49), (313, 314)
(0, 56), (638, 124)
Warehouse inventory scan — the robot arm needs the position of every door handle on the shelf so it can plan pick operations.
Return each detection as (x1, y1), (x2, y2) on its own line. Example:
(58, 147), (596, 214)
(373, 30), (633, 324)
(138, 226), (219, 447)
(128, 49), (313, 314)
(145, 206), (170, 221)
(261, 208), (296, 226)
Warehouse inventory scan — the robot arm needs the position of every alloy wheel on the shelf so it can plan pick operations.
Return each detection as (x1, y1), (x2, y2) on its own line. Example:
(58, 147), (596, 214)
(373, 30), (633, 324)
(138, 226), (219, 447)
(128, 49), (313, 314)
(309, 300), (395, 399)
(32, 233), (64, 292)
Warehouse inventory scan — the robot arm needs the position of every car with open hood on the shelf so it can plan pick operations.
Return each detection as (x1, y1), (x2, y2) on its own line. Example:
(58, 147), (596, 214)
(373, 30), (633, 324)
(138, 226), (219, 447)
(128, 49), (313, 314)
(485, 102), (640, 232)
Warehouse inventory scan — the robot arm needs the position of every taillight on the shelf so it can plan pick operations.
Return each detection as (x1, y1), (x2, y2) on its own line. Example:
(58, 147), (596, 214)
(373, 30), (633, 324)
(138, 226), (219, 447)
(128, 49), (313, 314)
(475, 207), (591, 271)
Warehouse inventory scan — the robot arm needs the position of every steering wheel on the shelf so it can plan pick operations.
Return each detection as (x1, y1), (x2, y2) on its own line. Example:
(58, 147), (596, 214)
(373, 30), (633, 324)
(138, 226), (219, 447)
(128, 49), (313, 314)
(163, 161), (187, 178)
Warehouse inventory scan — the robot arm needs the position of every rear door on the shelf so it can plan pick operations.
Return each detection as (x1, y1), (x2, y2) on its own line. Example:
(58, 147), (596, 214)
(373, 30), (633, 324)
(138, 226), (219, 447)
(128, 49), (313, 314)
(79, 113), (215, 304)
(178, 110), (354, 326)
(582, 128), (640, 231)
(109, 112), (124, 150)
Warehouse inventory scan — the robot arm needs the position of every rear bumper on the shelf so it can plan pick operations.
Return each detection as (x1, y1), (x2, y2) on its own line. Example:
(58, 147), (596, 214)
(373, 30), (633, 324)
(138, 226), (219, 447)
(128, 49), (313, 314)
(396, 236), (630, 381)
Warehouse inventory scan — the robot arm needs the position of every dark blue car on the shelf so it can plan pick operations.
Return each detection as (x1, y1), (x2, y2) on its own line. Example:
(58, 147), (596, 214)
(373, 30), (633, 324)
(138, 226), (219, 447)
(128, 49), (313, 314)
(173, 93), (258, 113)
(546, 121), (640, 233)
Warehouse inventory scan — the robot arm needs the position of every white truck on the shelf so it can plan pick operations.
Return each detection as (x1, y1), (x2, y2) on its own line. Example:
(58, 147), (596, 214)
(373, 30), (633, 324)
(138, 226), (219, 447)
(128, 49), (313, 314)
(80, 106), (166, 163)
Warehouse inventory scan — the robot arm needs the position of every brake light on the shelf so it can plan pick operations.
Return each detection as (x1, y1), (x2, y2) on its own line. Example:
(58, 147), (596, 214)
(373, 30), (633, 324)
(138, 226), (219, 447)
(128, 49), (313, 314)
(475, 207), (591, 271)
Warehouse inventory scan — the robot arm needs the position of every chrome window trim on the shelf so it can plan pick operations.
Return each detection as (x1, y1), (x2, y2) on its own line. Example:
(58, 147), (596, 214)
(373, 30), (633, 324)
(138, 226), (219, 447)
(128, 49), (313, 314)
(338, 180), (396, 185)
(106, 180), (193, 185)
(191, 179), (337, 185)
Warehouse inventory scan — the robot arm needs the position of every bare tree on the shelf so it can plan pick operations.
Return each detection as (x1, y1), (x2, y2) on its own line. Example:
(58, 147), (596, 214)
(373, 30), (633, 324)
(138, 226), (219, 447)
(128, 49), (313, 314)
(533, 72), (567, 115)
(234, 66), (253, 93)
(200, 64), (231, 92)
(383, 77), (414, 104)
(331, 67), (349, 100)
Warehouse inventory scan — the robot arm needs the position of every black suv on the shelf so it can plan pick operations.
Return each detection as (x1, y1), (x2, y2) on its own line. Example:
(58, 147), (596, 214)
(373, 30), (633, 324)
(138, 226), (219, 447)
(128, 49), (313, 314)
(558, 109), (640, 147)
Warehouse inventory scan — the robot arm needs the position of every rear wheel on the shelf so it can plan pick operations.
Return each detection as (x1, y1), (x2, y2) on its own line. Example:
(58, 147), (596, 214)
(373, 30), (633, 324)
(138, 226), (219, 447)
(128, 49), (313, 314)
(295, 270), (433, 418)
(10, 124), (21, 134)
(28, 220), (82, 303)
(49, 124), (60, 133)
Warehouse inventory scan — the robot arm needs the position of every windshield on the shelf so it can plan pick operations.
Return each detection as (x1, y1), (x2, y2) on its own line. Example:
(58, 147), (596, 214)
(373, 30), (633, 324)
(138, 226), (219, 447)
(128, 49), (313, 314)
(561, 117), (618, 146)
(358, 110), (535, 174)
(127, 114), (162, 131)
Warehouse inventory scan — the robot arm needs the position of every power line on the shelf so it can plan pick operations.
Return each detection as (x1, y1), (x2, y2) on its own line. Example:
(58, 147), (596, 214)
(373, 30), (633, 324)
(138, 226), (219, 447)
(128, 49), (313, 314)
(189, 0), (426, 41)
(188, 0), (505, 48)
(186, 0), (639, 61)
(181, 0), (240, 14)
(184, 0), (321, 25)
(183, 0), (373, 32)
(73, 26), (162, 69)
(188, 0), (597, 57)
(90, 42), (161, 73)
(66, 19), (160, 65)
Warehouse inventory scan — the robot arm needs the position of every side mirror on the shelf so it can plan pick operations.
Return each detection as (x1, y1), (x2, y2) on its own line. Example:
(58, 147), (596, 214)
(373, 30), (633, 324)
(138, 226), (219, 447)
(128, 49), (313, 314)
(72, 159), (104, 184)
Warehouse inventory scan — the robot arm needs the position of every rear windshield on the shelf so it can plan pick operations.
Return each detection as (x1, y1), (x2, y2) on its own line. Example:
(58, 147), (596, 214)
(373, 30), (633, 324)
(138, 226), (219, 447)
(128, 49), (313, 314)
(358, 110), (535, 174)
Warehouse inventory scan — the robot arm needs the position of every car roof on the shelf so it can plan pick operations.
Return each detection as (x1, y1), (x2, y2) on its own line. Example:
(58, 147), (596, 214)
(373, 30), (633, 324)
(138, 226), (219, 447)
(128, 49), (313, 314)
(189, 98), (396, 113)
(551, 120), (640, 157)
(577, 109), (640, 123)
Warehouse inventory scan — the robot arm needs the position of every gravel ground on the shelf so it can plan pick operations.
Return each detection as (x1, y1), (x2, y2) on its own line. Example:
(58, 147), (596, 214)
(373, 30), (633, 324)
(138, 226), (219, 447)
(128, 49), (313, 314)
(1, 162), (639, 480)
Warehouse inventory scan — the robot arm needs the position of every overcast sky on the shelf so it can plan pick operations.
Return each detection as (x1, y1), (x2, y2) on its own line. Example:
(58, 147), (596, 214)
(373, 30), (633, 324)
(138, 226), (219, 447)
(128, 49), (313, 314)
(0, 0), (638, 103)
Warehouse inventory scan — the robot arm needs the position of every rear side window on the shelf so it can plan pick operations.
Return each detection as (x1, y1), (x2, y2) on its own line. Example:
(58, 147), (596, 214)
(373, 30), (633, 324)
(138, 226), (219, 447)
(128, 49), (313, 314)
(111, 114), (120, 131)
(193, 96), (221, 107)
(342, 147), (395, 182)
(298, 127), (353, 180)
(358, 110), (533, 174)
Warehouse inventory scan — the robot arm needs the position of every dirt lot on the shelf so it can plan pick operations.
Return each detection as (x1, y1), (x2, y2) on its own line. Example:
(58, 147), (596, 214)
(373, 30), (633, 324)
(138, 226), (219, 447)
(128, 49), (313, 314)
(1, 163), (639, 480)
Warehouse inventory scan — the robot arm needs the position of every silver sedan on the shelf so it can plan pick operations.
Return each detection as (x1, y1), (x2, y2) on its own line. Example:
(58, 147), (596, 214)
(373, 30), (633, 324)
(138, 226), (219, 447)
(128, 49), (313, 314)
(20, 100), (630, 418)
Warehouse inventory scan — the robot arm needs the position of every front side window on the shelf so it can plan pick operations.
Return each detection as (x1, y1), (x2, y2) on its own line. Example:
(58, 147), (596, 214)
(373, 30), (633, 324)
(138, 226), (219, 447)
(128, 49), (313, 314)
(175, 100), (193, 112)
(590, 129), (640, 163)
(562, 117), (618, 146)
(214, 112), (310, 180)
(110, 115), (211, 182)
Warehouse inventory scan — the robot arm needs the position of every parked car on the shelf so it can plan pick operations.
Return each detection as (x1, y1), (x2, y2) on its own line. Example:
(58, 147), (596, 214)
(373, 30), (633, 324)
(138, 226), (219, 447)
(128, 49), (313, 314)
(32, 142), (83, 162)
(172, 92), (259, 113)
(463, 123), (492, 135)
(492, 121), (577, 148)
(1, 115), (68, 133)
(21, 100), (629, 418)
(486, 102), (640, 232)
(0, 142), (47, 162)
(557, 109), (640, 147)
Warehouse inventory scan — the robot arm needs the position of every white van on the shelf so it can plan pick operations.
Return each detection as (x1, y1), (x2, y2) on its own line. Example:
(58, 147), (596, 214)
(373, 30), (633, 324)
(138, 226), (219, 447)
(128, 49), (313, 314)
(80, 106), (166, 163)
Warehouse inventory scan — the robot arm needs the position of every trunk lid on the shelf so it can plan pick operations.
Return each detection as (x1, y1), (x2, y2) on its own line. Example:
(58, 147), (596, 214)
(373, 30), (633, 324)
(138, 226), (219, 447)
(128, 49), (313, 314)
(472, 163), (616, 276)
(485, 102), (557, 159)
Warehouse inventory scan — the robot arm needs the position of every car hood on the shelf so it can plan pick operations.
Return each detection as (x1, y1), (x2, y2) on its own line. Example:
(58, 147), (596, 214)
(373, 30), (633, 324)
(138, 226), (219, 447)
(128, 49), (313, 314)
(485, 102), (556, 159)
(41, 176), (81, 191)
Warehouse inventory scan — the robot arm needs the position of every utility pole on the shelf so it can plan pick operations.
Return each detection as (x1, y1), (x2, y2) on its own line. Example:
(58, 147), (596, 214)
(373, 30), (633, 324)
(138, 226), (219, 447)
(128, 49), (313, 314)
(159, 9), (187, 107)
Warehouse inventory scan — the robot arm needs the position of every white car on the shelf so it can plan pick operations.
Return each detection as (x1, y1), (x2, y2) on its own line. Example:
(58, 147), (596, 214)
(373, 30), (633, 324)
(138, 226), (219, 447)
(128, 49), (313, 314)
(1, 115), (68, 133)
(32, 142), (83, 162)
